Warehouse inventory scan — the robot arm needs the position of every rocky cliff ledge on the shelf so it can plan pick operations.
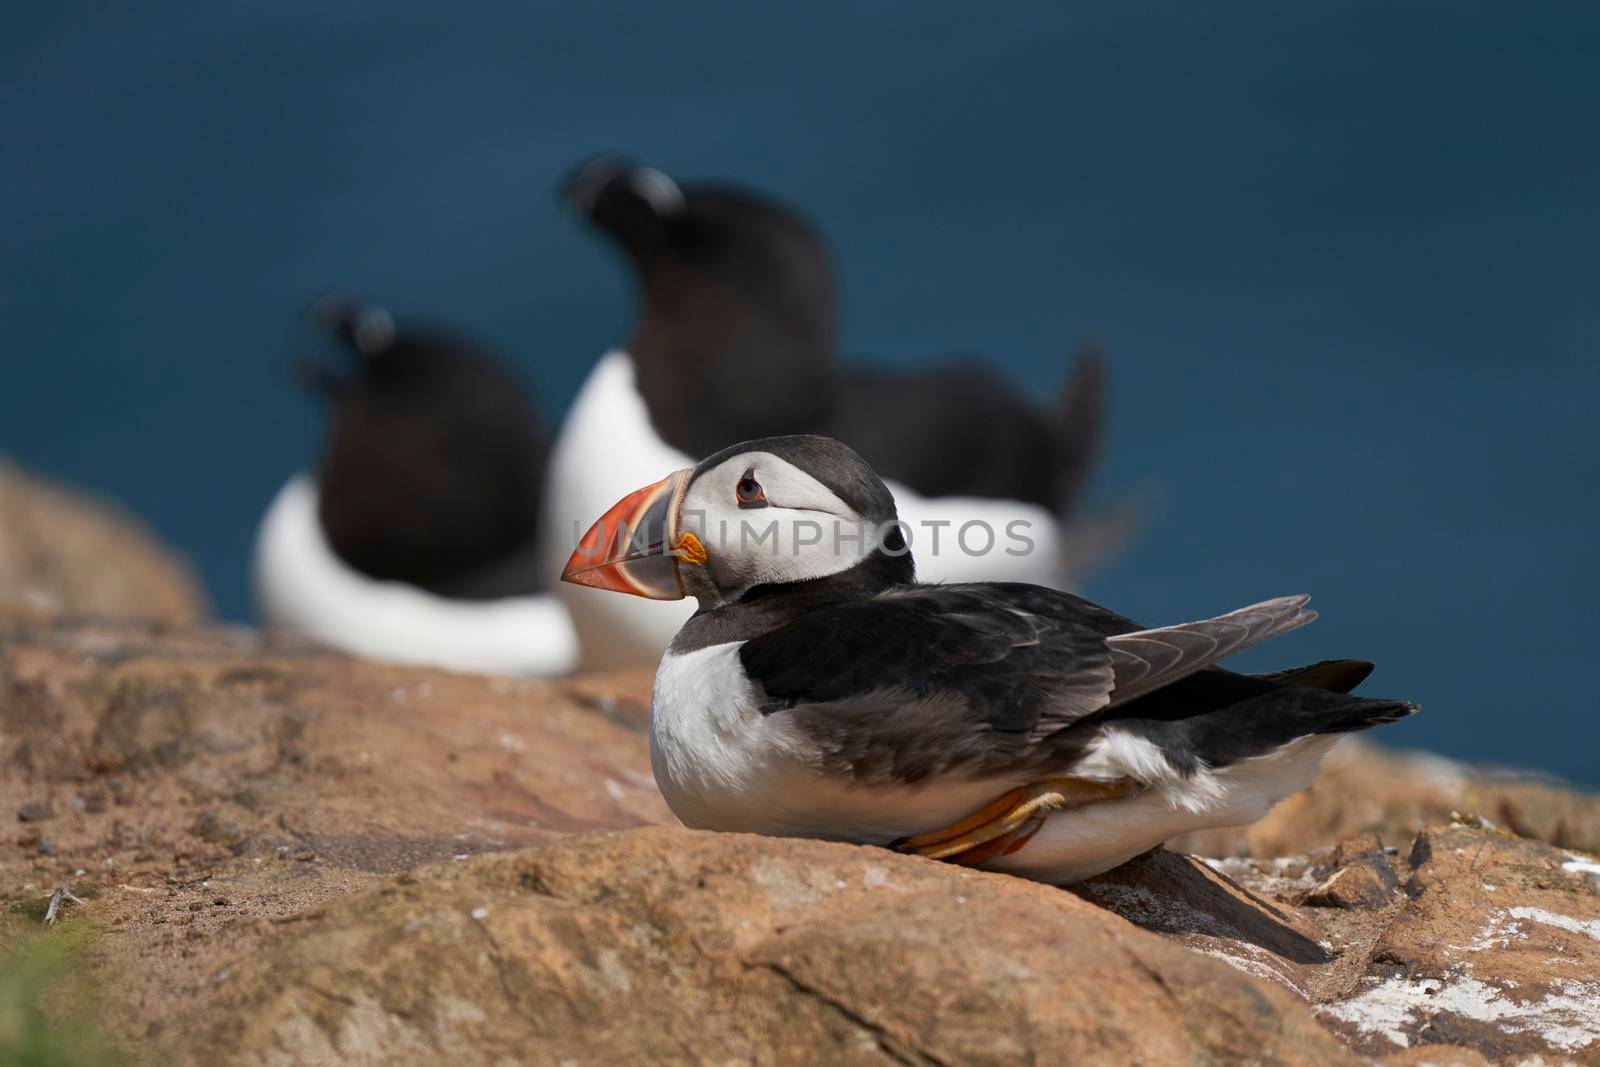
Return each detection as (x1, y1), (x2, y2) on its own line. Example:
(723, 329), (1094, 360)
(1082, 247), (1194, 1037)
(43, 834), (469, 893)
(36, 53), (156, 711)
(2, 477), (1597, 1064)
(4, 616), (1597, 1064)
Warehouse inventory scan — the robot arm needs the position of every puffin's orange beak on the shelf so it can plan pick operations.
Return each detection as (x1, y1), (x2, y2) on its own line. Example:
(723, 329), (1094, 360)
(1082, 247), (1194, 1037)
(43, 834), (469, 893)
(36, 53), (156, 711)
(560, 469), (696, 600)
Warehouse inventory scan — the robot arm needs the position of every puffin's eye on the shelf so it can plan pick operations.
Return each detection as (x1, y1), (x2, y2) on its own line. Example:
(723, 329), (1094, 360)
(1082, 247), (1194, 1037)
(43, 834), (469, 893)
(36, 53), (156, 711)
(735, 469), (767, 509)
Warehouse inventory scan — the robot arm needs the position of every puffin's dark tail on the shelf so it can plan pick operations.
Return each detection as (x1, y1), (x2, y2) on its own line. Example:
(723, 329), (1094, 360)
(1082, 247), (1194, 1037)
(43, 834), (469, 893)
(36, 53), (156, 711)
(1253, 658), (1418, 734)
(1319, 696), (1419, 733)
(1051, 341), (1104, 518)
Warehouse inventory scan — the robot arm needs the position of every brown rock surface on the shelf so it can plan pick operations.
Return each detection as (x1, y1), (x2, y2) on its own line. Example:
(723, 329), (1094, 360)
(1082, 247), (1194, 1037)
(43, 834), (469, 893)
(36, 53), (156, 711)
(0, 456), (208, 623)
(4, 616), (1599, 1064)
(179, 829), (1362, 1066)
(1088, 828), (1600, 1062)
(1320, 825), (1600, 1060)
(0, 616), (669, 1055)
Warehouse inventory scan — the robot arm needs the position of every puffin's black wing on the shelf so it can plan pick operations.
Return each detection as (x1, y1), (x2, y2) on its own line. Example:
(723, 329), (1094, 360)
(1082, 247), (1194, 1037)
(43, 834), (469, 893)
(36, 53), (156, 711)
(738, 585), (1320, 784)
(742, 585), (1112, 725)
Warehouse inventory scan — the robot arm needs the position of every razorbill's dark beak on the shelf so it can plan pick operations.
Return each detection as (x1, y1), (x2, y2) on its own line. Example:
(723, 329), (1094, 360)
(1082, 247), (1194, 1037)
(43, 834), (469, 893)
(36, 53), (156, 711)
(560, 469), (700, 600)
(561, 153), (627, 217)
(561, 154), (686, 233)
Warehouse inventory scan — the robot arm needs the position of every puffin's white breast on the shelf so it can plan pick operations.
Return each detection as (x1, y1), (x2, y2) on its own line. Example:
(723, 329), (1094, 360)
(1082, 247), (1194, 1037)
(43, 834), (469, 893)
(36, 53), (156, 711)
(649, 641), (1016, 839)
(253, 475), (577, 676)
(543, 352), (1071, 670)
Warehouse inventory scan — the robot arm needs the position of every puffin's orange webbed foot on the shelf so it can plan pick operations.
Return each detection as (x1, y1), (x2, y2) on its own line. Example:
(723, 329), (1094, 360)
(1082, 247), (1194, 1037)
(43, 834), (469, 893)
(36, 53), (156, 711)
(898, 777), (1143, 865)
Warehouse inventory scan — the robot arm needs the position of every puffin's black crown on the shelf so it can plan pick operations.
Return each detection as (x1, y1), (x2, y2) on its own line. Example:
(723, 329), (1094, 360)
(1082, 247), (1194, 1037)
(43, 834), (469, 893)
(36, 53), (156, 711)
(694, 434), (899, 528)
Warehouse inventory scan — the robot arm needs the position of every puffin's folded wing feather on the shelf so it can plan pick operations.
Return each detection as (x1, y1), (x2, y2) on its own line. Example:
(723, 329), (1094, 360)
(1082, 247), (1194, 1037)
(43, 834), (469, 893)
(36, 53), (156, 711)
(737, 586), (1118, 780)
(738, 589), (1322, 784)
(1106, 595), (1316, 706)
(741, 592), (1040, 704)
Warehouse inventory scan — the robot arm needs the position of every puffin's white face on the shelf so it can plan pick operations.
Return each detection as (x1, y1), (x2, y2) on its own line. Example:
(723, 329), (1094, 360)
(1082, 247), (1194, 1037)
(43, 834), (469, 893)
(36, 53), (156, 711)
(678, 450), (877, 598)
(561, 443), (898, 607)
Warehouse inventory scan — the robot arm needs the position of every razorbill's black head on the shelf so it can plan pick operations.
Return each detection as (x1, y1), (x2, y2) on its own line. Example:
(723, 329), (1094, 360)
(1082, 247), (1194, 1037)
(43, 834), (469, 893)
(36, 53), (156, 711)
(305, 299), (549, 597)
(561, 434), (912, 610)
(563, 156), (837, 455)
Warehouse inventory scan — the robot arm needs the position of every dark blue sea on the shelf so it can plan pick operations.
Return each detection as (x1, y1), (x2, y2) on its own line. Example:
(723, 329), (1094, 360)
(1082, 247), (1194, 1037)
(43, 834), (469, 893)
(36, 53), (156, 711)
(5, 4), (1596, 783)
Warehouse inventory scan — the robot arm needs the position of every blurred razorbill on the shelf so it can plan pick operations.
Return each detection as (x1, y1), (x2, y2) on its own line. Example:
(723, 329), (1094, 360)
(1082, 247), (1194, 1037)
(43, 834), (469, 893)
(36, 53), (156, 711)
(254, 299), (576, 675)
(545, 156), (1124, 669)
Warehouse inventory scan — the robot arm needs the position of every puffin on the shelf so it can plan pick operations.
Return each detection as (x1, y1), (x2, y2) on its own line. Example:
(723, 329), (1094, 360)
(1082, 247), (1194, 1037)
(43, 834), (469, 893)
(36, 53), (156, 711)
(541, 156), (1112, 670)
(560, 434), (1416, 884)
(253, 300), (577, 675)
